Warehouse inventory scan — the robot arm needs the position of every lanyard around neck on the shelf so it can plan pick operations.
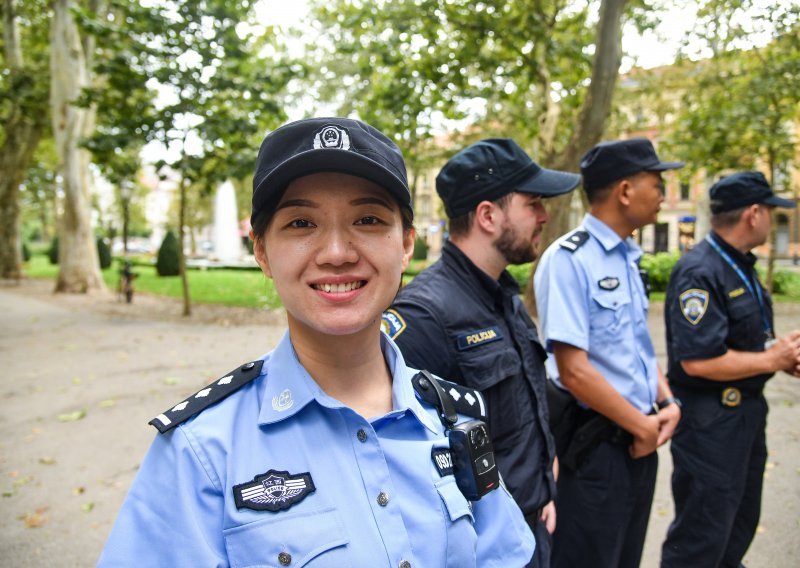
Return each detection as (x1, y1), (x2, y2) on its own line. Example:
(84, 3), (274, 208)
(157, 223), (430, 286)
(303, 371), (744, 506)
(705, 234), (772, 339)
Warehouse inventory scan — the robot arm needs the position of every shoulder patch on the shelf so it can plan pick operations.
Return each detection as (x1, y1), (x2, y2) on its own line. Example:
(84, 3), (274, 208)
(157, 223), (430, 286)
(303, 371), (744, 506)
(149, 360), (264, 433)
(412, 372), (487, 421)
(559, 230), (589, 252)
(381, 308), (406, 340)
(456, 326), (503, 351)
(679, 289), (709, 325)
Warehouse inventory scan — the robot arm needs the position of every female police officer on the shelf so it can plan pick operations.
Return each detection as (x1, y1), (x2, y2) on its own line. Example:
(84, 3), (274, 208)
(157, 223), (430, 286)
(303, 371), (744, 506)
(98, 117), (534, 567)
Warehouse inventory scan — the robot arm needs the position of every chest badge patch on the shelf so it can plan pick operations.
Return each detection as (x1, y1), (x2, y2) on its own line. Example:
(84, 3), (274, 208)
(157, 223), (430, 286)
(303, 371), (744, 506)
(234, 470), (316, 512)
(456, 326), (503, 351)
(598, 276), (620, 290)
(679, 289), (709, 325)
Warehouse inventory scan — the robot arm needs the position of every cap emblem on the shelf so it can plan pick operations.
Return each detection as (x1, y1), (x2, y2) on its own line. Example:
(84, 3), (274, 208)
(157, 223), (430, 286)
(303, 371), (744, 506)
(313, 125), (350, 150)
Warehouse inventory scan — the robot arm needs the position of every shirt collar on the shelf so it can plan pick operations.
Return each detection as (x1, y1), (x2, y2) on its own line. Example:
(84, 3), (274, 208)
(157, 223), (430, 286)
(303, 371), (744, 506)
(258, 331), (440, 434)
(710, 231), (757, 268)
(442, 240), (520, 300)
(584, 213), (643, 262)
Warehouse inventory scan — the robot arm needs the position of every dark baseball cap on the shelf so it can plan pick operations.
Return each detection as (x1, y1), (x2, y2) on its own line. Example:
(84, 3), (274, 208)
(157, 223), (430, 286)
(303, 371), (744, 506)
(251, 117), (412, 225)
(580, 138), (684, 192)
(435, 138), (580, 218)
(709, 171), (795, 213)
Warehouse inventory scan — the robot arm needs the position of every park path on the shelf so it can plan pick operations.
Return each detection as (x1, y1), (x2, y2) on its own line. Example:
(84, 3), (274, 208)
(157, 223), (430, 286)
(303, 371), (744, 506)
(0, 279), (798, 567)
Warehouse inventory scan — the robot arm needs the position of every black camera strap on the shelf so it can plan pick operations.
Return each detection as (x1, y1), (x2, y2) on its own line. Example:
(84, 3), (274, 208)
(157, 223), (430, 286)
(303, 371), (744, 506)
(417, 370), (458, 429)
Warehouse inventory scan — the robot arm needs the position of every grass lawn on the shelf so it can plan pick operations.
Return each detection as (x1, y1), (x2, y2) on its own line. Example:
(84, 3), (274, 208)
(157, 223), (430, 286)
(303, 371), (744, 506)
(24, 255), (282, 309)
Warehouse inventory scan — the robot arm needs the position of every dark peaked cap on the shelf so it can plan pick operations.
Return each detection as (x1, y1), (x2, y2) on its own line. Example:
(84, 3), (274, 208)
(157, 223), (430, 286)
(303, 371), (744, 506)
(580, 138), (684, 192)
(436, 138), (580, 218)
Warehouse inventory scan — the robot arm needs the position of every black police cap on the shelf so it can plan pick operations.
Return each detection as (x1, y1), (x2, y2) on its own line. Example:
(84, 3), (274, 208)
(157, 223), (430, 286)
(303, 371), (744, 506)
(251, 117), (412, 225)
(580, 138), (684, 192)
(709, 171), (795, 214)
(435, 138), (580, 218)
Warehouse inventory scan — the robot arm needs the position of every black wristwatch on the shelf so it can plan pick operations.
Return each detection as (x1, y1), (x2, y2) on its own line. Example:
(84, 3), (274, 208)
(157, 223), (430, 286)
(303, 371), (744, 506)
(657, 397), (682, 410)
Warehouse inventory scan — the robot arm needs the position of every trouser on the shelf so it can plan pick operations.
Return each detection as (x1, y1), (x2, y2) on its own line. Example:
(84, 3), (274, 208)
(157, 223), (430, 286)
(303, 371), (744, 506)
(526, 511), (553, 568)
(661, 386), (768, 568)
(552, 441), (658, 568)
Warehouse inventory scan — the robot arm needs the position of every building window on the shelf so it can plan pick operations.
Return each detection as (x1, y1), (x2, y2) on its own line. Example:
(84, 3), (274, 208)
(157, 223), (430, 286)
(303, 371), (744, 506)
(680, 182), (690, 201)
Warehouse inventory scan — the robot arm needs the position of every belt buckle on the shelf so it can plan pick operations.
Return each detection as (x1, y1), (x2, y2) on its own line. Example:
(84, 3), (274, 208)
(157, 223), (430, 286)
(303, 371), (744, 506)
(721, 387), (742, 408)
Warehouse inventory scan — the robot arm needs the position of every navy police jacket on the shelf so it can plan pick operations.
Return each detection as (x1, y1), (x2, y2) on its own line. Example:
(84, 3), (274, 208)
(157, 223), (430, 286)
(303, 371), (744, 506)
(666, 232), (775, 392)
(384, 240), (556, 517)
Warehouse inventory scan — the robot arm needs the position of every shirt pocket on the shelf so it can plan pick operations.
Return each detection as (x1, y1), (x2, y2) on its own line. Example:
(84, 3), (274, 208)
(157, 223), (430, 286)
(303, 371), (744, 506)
(457, 347), (524, 440)
(223, 507), (350, 568)
(436, 477), (477, 568)
(727, 295), (765, 351)
(590, 290), (631, 340)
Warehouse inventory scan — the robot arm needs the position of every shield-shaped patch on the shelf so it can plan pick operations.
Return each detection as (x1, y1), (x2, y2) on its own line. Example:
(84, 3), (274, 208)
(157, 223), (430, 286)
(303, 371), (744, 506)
(679, 289), (709, 325)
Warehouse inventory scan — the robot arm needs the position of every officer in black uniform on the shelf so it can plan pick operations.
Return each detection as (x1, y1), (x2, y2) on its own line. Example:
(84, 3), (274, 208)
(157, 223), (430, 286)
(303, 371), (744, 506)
(383, 139), (580, 568)
(662, 171), (800, 568)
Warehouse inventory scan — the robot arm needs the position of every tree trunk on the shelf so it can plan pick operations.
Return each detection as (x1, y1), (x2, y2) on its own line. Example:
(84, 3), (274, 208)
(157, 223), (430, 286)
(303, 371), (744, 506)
(0, 0), (45, 279)
(525, 0), (629, 313)
(178, 172), (192, 317)
(50, 0), (105, 293)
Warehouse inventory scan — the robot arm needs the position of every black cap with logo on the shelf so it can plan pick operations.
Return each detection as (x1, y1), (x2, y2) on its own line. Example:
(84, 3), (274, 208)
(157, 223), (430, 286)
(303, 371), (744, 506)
(251, 117), (412, 225)
(709, 171), (795, 213)
(580, 138), (684, 192)
(435, 138), (580, 218)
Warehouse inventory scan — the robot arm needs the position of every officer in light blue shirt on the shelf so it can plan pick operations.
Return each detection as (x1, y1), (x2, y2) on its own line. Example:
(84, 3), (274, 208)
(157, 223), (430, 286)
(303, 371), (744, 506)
(534, 138), (683, 568)
(98, 117), (534, 567)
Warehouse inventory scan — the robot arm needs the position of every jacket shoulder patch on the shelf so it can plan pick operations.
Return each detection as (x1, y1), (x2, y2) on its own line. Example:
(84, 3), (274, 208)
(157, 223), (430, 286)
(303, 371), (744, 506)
(412, 372), (488, 421)
(559, 230), (589, 252)
(381, 308), (407, 340)
(149, 360), (264, 433)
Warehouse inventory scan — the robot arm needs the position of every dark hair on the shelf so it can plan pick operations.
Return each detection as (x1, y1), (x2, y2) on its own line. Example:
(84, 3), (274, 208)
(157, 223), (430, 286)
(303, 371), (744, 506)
(447, 192), (513, 239)
(710, 205), (747, 229)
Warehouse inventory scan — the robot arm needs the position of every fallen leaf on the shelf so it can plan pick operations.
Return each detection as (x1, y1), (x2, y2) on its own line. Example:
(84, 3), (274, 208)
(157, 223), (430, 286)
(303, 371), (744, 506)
(13, 476), (33, 487)
(21, 511), (47, 528)
(38, 457), (56, 465)
(81, 502), (95, 513)
(72, 486), (85, 495)
(163, 377), (181, 385)
(57, 410), (87, 422)
(72, 377), (82, 385)
(99, 399), (116, 408)
(3, 490), (13, 497)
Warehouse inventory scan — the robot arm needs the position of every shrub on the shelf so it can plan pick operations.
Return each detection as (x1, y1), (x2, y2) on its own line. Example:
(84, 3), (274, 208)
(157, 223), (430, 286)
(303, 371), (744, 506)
(772, 269), (800, 297)
(48, 236), (59, 264)
(22, 242), (31, 262)
(639, 252), (680, 293)
(506, 262), (533, 290)
(412, 237), (429, 261)
(156, 231), (180, 276)
(96, 237), (112, 269)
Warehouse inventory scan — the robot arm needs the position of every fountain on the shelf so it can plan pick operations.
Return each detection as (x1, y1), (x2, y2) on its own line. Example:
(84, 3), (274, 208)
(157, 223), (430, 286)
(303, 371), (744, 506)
(212, 181), (244, 262)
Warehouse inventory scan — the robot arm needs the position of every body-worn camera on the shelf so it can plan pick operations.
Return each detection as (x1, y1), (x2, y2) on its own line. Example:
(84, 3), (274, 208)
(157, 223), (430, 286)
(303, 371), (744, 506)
(448, 420), (499, 500)
(414, 370), (500, 501)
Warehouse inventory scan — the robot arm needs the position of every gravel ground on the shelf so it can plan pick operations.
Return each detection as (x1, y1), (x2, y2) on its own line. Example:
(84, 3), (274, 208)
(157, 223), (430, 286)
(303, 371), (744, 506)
(0, 278), (798, 567)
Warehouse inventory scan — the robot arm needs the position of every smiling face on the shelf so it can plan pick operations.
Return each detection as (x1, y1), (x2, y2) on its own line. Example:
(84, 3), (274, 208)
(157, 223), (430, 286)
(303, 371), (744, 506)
(253, 172), (414, 340)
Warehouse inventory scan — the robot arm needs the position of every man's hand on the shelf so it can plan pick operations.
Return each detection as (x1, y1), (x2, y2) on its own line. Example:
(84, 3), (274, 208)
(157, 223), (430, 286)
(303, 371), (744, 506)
(629, 414), (659, 459)
(769, 330), (800, 372)
(656, 403), (681, 446)
(540, 501), (556, 534)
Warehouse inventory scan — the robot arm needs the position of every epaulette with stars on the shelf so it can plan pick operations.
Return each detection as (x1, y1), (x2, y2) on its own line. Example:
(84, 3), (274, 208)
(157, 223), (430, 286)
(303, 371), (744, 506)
(149, 360), (265, 433)
(412, 372), (488, 421)
(559, 230), (589, 252)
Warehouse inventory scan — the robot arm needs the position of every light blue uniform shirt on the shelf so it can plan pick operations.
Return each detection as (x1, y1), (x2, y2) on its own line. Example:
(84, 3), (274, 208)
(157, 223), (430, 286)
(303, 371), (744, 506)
(98, 331), (534, 567)
(534, 214), (658, 413)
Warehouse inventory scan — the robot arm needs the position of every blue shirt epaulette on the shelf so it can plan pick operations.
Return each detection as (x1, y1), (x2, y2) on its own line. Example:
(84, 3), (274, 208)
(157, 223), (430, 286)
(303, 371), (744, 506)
(559, 230), (589, 252)
(412, 372), (488, 421)
(149, 360), (264, 433)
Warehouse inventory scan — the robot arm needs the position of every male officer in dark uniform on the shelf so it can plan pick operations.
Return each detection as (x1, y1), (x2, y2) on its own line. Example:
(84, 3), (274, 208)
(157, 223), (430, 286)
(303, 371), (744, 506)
(661, 171), (800, 568)
(383, 139), (580, 568)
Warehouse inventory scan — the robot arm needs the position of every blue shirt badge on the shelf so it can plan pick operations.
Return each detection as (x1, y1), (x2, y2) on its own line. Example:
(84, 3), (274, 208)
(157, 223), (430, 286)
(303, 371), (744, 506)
(233, 469), (316, 512)
(679, 289), (709, 325)
(456, 327), (503, 351)
(598, 276), (620, 290)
